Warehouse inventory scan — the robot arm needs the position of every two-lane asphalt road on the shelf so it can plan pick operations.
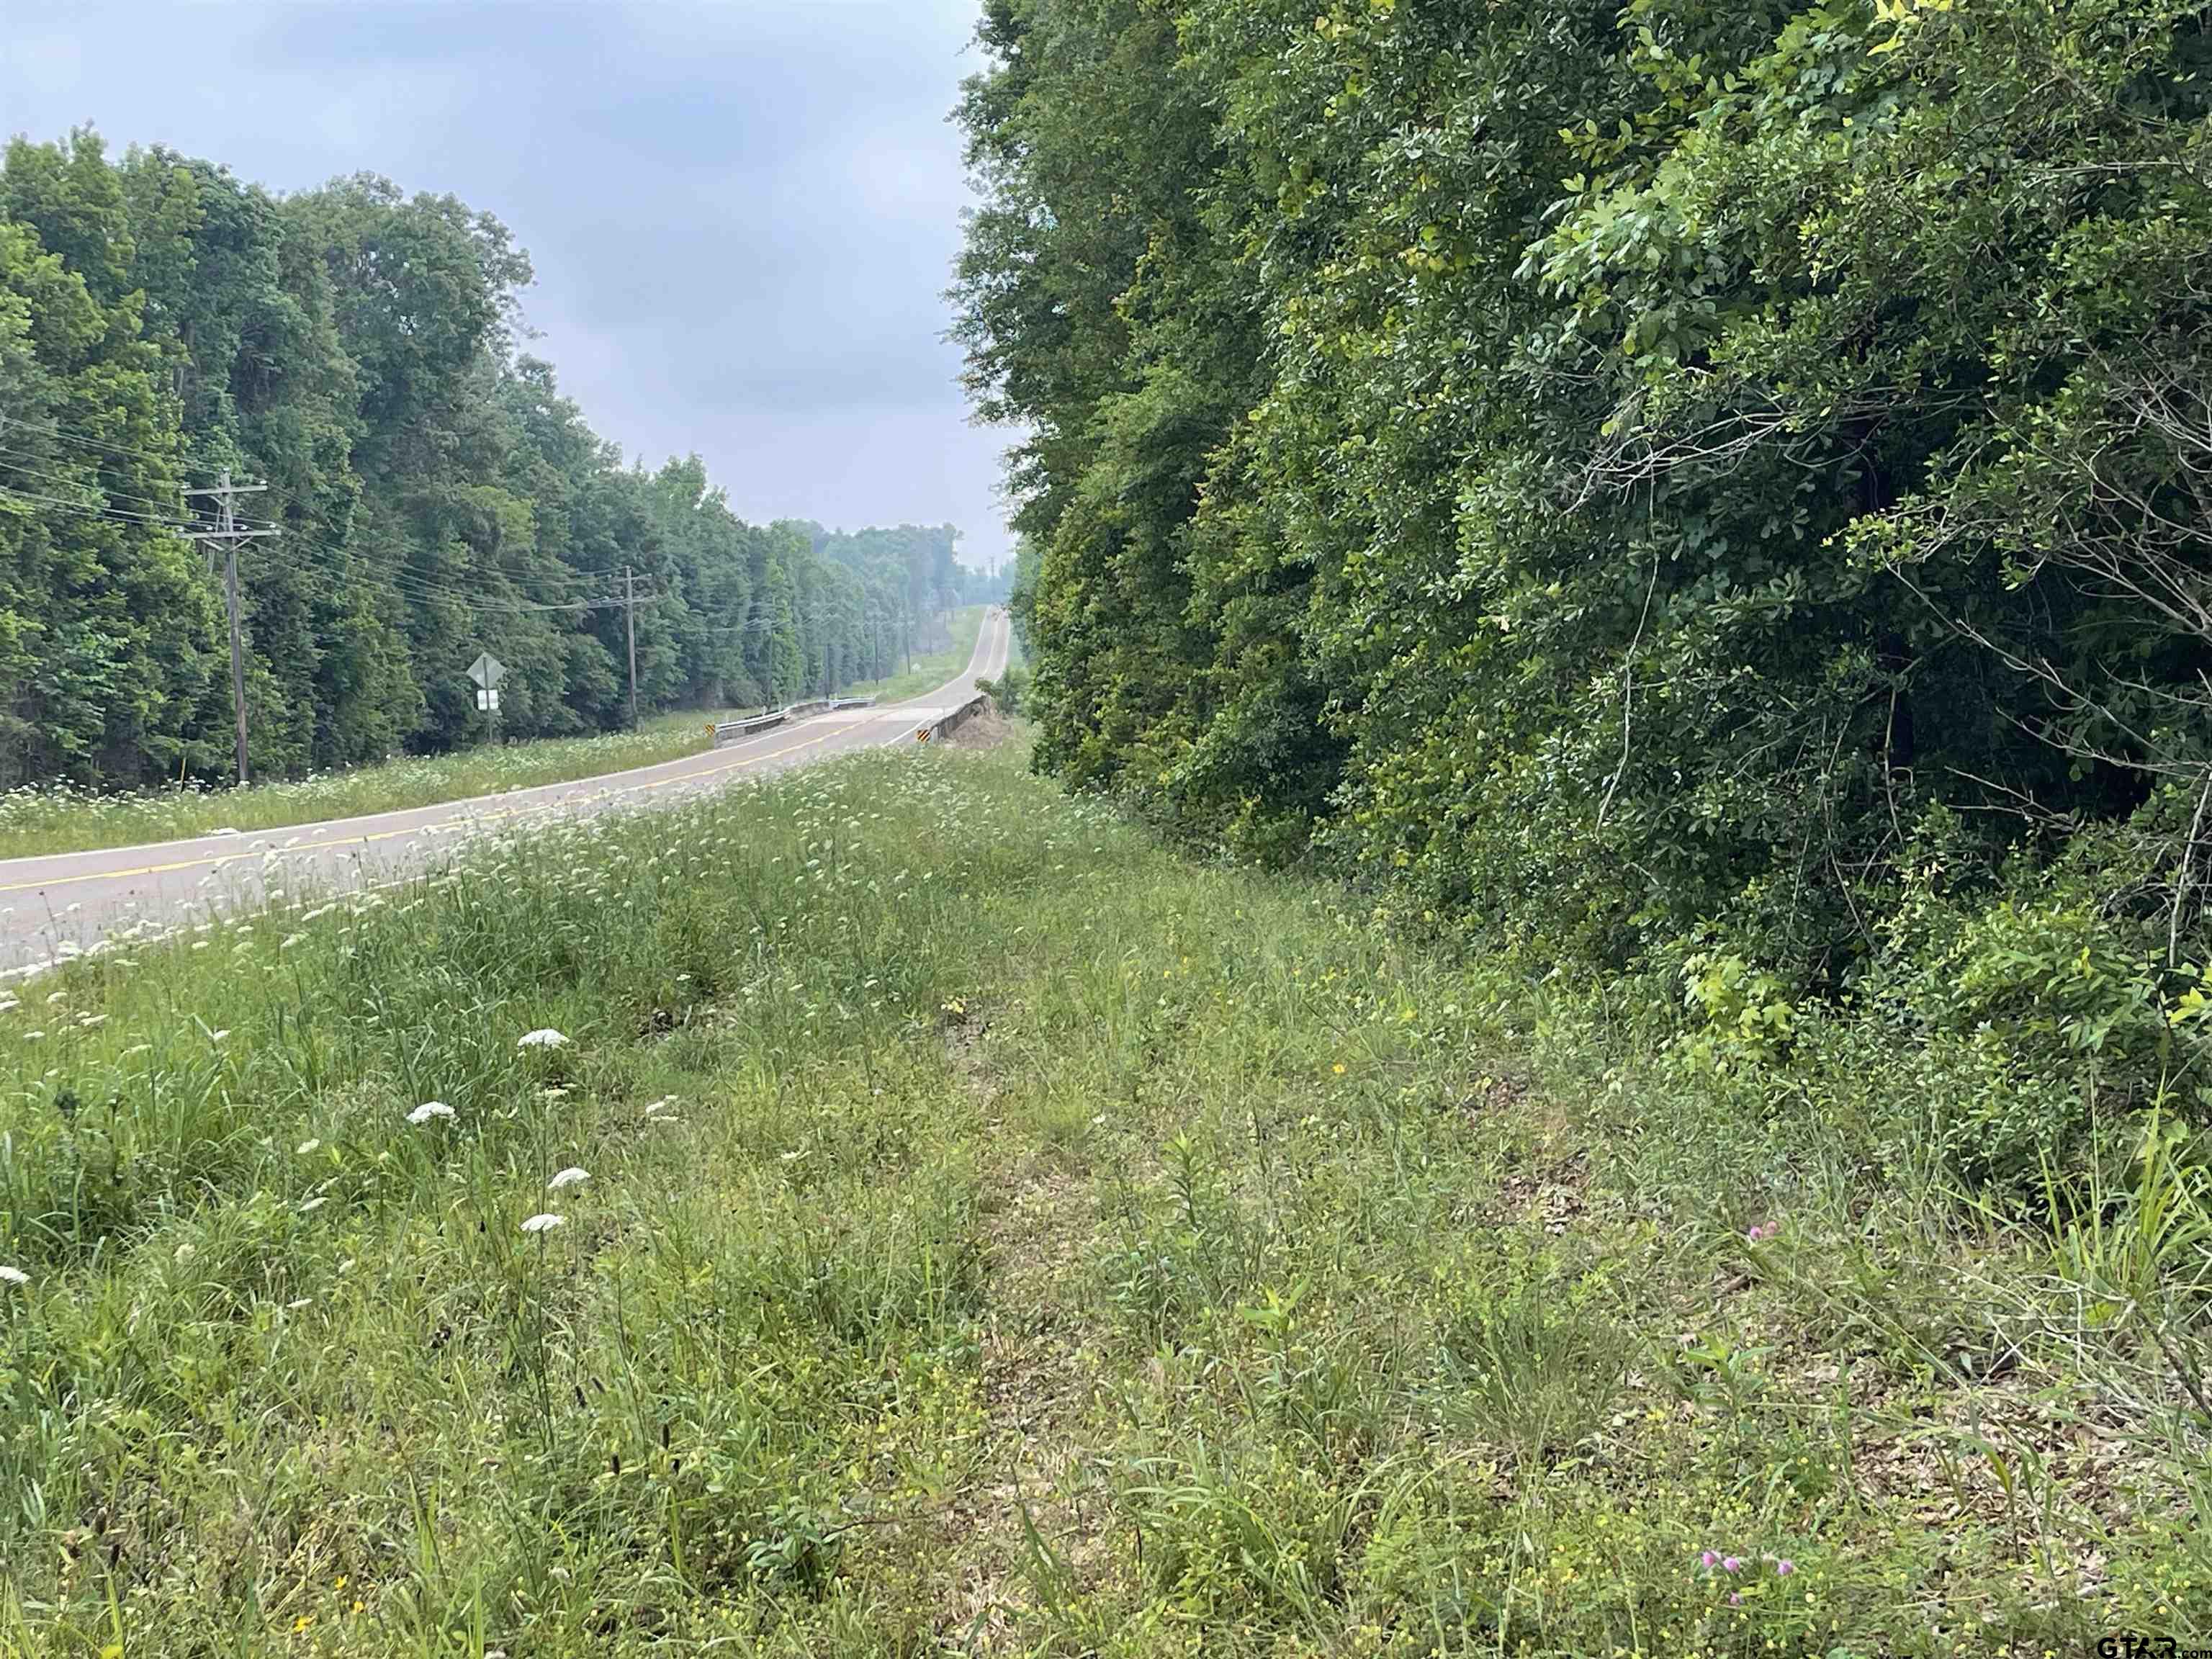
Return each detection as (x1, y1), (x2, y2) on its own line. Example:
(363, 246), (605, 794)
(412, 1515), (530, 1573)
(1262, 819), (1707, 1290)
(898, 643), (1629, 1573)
(0, 608), (1011, 977)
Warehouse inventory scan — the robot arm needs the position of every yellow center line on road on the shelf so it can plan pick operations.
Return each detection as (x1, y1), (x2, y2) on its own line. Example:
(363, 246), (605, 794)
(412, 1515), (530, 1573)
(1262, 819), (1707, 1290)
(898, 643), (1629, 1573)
(0, 608), (1001, 904)
(0, 716), (863, 897)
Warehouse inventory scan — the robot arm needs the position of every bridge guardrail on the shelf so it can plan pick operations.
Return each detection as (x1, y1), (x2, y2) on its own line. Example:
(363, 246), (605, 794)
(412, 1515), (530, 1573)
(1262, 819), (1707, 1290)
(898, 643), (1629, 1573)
(709, 693), (878, 750)
(709, 711), (785, 748)
(914, 693), (988, 746)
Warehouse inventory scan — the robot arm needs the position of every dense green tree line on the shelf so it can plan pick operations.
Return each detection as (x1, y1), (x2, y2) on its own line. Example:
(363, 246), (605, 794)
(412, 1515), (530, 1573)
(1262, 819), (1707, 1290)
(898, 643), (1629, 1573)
(958, 4), (2212, 957)
(0, 130), (1001, 790)
(959, 0), (2212, 1141)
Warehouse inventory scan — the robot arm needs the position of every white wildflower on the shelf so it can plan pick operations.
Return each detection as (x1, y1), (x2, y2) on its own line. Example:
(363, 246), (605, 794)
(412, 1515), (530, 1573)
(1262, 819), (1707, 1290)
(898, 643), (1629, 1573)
(547, 1167), (589, 1191)
(517, 1028), (568, 1050)
(521, 1213), (564, 1234)
(406, 1101), (455, 1125)
(0, 1265), (28, 1286)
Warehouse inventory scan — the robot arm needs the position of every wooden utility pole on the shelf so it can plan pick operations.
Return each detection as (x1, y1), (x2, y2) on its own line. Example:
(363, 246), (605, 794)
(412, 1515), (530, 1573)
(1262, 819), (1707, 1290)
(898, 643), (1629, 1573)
(184, 469), (276, 786)
(624, 564), (639, 729)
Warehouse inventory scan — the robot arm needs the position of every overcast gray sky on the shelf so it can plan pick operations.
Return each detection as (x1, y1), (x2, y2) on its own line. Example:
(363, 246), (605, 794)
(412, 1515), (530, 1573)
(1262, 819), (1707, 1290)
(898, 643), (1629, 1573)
(0, 0), (1013, 570)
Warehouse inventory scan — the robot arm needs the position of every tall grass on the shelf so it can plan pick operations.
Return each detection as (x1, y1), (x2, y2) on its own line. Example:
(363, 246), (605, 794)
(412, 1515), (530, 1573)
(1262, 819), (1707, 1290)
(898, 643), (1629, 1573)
(0, 712), (730, 861)
(0, 739), (2201, 1655)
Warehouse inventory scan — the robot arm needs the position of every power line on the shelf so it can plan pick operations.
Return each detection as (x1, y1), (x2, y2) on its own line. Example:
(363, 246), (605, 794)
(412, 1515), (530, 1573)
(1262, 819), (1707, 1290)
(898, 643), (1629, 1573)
(1, 472), (796, 644)
(271, 547), (640, 621)
(0, 447), (271, 530)
(0, 418), (629, 616)
(0, 411), (189, 472)
(6, 455), (721, 747)
(1, 415), (675, 621)
(0, 480), (207, 531)
(0, 482), (674, 724)
(246, 485), (651, 617)
(244, 521), (639, 616)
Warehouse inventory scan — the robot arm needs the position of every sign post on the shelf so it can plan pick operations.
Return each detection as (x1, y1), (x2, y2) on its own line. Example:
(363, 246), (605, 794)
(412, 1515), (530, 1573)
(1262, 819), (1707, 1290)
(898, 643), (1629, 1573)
(468, 652), (507, 747)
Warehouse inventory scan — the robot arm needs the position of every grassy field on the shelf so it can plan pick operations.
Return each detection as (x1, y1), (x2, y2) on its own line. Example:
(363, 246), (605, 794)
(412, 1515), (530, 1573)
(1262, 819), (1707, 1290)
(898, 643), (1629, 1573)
(0, 610), (985, 862)
(0, 737), (2203, 1655)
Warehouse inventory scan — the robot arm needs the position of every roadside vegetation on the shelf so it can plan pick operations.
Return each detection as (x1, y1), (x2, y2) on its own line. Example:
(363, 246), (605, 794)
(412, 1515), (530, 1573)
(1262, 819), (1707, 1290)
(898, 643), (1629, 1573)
(0, 713), (725, 862)
(1, 738), (2203, 1655)
(0, 609), (986, 860)
(959, 1), (2212, 1232)
(0, 130), (1008, 795)
(830, 606), (988, 709)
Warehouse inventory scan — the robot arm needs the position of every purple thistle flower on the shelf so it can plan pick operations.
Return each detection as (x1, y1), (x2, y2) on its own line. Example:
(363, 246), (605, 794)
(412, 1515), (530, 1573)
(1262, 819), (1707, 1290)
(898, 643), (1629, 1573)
(1729, 1591), (1744, 1606)
(1722, 1556), (1743, 1573)
(1700, 1550), (1718, 1569)
(1775, 1558), (1795, 1575)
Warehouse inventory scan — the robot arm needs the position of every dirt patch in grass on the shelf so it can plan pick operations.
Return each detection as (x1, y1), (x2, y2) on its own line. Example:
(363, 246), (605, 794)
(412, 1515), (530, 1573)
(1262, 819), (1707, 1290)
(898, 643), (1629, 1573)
(1460, 1067), (1535, 1119)
(946, 1158), (1111, 1650)
(932, 998), (1115, 1650)
(945, 703), (1012, 750)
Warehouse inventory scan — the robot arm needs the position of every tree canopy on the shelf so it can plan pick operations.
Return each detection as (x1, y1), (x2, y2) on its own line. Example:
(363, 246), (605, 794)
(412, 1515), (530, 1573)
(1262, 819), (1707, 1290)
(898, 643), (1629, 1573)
(958, 0), (2212, 979)
(0, 130), (1004, 789)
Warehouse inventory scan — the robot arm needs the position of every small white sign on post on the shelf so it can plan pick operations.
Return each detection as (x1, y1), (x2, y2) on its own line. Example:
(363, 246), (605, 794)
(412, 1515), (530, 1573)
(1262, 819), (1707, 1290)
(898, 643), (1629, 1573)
(469, 652), (506, 745)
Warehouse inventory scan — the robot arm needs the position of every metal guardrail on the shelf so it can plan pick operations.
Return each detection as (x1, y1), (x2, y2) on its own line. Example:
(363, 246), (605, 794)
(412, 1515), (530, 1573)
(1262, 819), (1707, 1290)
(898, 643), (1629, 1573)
(914, 693), (988, 746)
(708, 694), (878, 750)
(708, 711), (785, 747)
